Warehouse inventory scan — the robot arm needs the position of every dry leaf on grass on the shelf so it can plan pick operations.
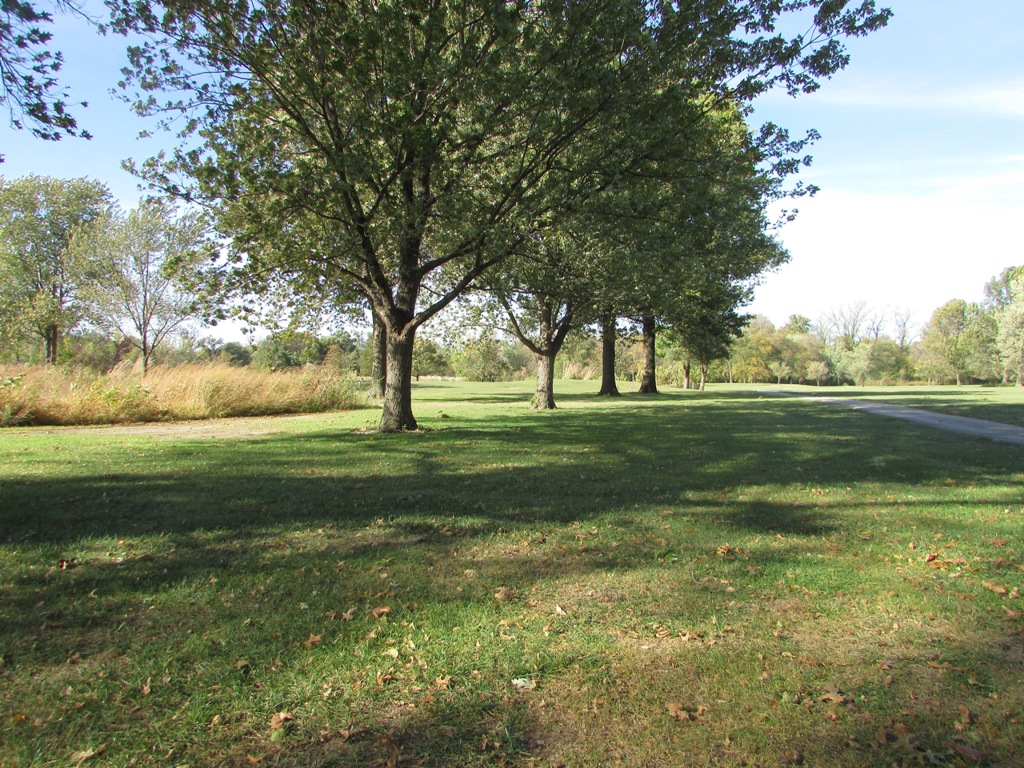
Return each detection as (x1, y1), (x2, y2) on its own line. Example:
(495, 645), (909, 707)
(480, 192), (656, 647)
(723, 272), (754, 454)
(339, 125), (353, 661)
(269, 712), (294, 731)
(666, 703), (708, 721)
(302, 633), (323, 648)
(339, 724), (367, 741)
(370, 606), (392, 619)
(70, 745), (106, 765)
(950, 742), (985, 763)
(820, 684), (848, 704)
(511, 678), (537, 691)
(493, 587), (514, 601)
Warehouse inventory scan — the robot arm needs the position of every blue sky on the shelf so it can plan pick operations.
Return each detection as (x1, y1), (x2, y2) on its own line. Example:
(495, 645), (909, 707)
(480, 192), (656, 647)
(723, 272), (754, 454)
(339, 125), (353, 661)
(2, 1), (1022, 340)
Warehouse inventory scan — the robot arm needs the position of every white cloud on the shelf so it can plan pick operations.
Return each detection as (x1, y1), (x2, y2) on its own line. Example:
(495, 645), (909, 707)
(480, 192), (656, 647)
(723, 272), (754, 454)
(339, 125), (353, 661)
(749, 180), (1024, 328)
(803, 79), (1024, 119)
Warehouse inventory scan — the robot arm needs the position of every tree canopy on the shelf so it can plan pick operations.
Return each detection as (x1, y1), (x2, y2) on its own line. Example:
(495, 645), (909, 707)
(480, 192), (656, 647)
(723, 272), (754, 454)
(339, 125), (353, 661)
(0, 174), (111, 362)
(108, 0), (891, 429)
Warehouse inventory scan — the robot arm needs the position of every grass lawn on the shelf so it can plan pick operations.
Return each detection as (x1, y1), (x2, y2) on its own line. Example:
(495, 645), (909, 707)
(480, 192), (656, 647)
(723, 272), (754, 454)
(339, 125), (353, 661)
(2, 381), (1023, 767)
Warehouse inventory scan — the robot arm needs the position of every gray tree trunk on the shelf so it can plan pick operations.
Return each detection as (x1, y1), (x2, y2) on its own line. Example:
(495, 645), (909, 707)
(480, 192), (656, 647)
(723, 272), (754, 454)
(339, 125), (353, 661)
(533, 351), (557, 409)
(379, 328), (417, 431)
(637, 314), (658, 394)
(598, 313), (620, 396)
(370, 312), (387, 401)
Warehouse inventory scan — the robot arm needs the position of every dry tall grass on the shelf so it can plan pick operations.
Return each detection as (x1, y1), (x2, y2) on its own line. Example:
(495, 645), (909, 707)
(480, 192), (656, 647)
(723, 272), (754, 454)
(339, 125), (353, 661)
(0, 363), (366, 426)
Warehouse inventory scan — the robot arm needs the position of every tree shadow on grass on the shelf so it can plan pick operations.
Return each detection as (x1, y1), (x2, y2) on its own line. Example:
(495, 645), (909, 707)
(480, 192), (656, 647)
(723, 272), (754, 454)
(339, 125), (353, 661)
(2, 395), (1023, 766)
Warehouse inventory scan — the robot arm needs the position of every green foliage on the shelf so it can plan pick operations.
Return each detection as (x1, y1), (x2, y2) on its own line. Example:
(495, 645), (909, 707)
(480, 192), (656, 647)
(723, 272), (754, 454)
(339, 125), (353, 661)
(997, 275), (1024, 385)
(451, 336), (533, 382)
(251, 331), (326, 370)
(0, 0), (91, 157)
(108, 0), (891, 430)
(215, 341), (252, 367)
(73, 198), (210, 374)
(411, 337), (453, 379)
(0, 175), (112, 362)
(918, 299), (995, 385)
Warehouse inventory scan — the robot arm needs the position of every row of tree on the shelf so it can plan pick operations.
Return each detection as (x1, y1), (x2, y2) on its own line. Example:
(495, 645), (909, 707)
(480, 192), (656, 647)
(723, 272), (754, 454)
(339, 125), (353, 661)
(3, 3), (895, 429)
(7, 169), (1021, 395)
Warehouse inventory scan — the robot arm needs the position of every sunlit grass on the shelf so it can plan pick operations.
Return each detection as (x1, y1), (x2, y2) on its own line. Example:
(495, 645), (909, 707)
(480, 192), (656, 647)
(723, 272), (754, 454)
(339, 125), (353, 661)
(1, 382), (1022, 766)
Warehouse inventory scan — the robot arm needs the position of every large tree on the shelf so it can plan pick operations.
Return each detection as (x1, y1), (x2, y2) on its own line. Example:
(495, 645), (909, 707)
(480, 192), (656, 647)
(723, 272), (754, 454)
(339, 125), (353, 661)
(0, 174), (111, 362)
(110, 0), (891, 430)
(919, 299), (993, 385)
(996, 275), (1024, 386)
(75, 199), (210, 374)
(484, 231), (598, 409)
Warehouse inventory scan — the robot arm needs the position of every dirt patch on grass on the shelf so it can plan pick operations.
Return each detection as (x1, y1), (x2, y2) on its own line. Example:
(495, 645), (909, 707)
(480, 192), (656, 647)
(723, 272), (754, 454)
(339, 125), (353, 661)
(11, 413), (329, 440)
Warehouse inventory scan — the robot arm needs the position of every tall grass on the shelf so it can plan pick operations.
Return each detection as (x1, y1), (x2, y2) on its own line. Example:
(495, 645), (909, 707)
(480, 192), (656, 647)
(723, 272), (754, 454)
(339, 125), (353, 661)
(0, 362), (366, 426)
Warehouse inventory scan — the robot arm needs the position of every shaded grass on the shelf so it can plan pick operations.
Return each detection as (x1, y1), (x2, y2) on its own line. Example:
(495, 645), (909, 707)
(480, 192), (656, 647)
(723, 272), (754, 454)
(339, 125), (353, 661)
(2, 382), (1024, 766)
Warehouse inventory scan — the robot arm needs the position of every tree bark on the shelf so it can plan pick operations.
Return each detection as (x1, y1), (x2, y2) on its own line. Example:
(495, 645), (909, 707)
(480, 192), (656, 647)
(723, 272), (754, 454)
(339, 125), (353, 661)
(533, 351), (557, 409)
(379, 327), (417, 431)
(370, 311), (387, 401)
(597, 312), (620, 396)
(683, 360), (691, 390)
(699, 362), (709, 391)
(637, 314), (658, 394)
(44, 325), (59, 365)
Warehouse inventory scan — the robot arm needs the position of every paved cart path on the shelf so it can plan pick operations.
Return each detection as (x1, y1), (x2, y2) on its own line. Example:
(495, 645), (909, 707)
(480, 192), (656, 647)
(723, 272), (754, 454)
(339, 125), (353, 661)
(759, 390), (1024, 447)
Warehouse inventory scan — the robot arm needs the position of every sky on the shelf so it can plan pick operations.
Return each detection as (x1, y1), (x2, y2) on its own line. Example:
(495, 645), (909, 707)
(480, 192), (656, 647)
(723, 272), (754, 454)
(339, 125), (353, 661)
(2, 1), (1023, 341)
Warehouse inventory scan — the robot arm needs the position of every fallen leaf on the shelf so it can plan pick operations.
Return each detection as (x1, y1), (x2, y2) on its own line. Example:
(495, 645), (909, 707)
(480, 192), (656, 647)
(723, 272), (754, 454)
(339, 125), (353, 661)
(511, 678), (536, 690)
(820, 685), (848, 704)
(983, 582), (1009, 596)
(950, 742), (984, 762)
(235, 659), (251, 672)
(340, 608), (355, 621)
(302, 633), (323, 648)
(494, 587), (515, 601)
(70, 745), (106, 765)
(555, 604), (567, 616)
(339, 724), (367, 741)
(269, 712), (294, 731)
(434, 675), (451, 690)
(370, 606), (392, 619)
(666, 702), (699, 721)
(141, 677), (151, 696)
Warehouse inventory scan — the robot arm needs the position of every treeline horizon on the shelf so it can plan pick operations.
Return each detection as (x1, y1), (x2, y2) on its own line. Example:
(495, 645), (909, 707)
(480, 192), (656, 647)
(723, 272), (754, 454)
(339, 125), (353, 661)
(4, 258), (1023, 392)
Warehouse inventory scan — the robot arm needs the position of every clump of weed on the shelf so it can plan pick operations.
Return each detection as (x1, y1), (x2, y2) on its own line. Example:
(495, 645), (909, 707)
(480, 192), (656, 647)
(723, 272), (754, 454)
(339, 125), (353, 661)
(0, 362), (367, 426)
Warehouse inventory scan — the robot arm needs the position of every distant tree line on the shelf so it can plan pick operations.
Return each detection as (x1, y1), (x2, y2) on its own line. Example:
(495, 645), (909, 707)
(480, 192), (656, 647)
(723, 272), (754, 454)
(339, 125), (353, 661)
(724, 267), (1024, 387)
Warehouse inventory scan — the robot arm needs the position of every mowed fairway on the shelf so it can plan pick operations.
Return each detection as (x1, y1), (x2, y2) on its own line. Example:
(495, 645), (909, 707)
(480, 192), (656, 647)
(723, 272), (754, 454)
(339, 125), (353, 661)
(2, 382), (1023, 767)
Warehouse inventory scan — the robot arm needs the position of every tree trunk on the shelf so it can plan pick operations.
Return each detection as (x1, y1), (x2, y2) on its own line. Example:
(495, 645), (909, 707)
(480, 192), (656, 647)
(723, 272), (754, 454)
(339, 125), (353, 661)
(44, 325), (59, 365)
(699, 363), (708, 391)
(379, 328), (417, 432)
(597, 312), (620, 396)
(370, 312), (387, 401)
(637, 314), (658, 394)
(683, 360), (691, 390)
(533, 351), (557, 409)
